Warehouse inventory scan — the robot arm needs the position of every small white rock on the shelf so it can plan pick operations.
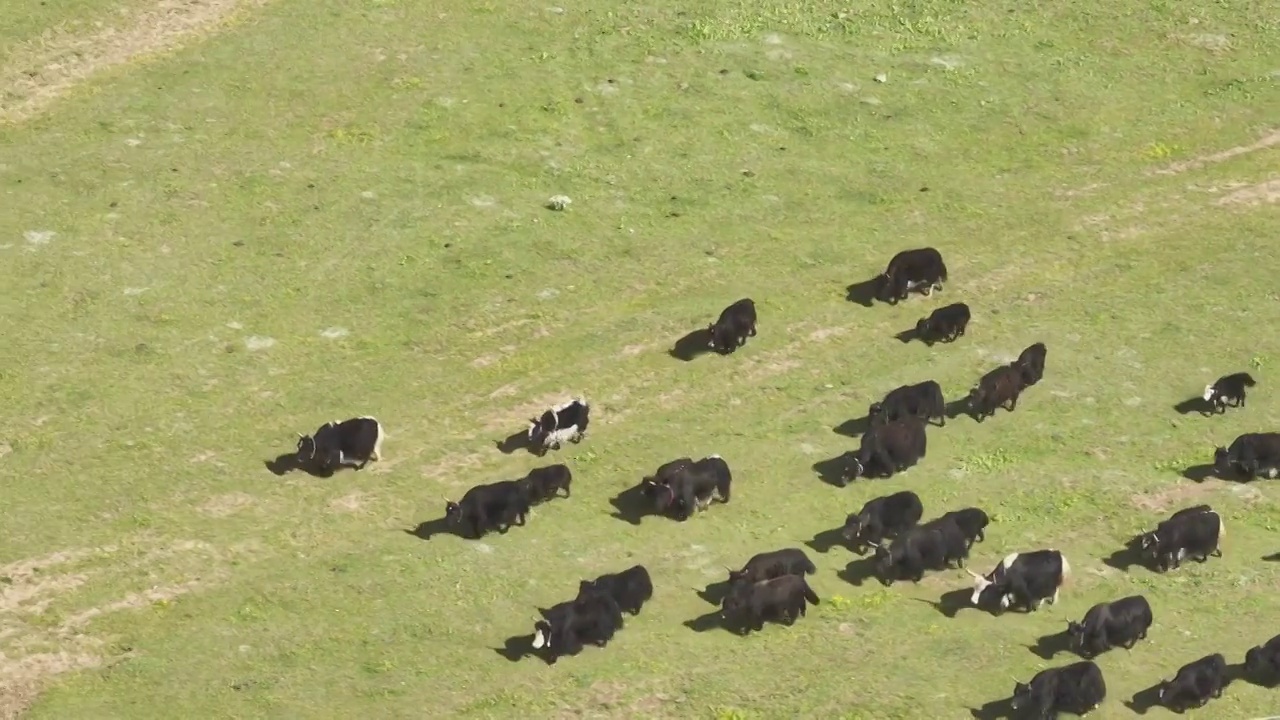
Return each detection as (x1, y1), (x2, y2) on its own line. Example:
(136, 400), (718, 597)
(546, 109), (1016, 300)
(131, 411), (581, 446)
(24, 230), (55, 246)
(546, 194), (572, 211)
(874, 73), (888, 83)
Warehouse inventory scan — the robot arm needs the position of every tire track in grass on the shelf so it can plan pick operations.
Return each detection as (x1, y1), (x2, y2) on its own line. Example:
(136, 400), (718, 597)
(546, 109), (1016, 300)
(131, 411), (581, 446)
(0, 0), (270, 125)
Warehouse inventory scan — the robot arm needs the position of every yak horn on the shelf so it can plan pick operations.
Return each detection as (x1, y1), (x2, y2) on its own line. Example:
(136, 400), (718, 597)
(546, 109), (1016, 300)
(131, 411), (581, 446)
(965, 569), (982, 579)
(866, 540), (881, 548)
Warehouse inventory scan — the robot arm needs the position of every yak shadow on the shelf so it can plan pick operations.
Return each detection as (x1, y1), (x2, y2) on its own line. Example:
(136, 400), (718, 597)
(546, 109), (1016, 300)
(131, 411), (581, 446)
(1263, 552), (1280, 562)
(1101, 536), (1149, 572)
(669, 328), (714, 361)
(492, 634), (540, 663)
(917, 588), (975, 619)
(845, 277), (881, 307)
(683, 610), (729, 634)
(833, 416), (872, 438)
(1181, 463), (1219, 482)
(812, 455), (851, 488)
(1173, 396), (1216, 416)
(944, 398), (971, 421)
(1124, 681), (1165, 715)
(1027, 629), (1074, 660)
(895, 327), (923, 345)
(403, 517), (461, 541)
(264, 453), (334, 478)
(696, 579), (734, 606)
(608, 484), (657, 525)
(806, 527), (848, 554)
(496, 430), (539, 456)
(837, 558), (879, 587)
(968, 697), (1016, 720)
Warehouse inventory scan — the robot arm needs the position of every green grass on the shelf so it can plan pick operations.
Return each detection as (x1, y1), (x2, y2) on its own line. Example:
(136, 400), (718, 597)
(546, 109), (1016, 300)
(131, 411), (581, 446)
(1, 0), (1279, 717)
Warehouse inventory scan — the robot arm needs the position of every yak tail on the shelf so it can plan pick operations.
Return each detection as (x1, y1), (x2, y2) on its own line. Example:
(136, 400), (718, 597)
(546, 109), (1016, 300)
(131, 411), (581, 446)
(1058, 551), (1072, 586)
(804, 584), (820, 606)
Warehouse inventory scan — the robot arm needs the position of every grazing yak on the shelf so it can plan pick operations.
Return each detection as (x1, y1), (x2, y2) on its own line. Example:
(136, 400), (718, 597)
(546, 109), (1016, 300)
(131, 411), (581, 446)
(444, 480), (530, 538)
(936, 507), (990, 549)
(295, 416), (384, 473)
(968, 549), (1070, 613)
(726, 548), (817, 587)
(1203, 371), (1256, 414)
(531, 592), (624, 663)
(869, 380), (946, 427)
(519, 464), (572, 503)
(708, 298), (758, 354)
(1245, 633), (1280, 686)
(1066, 595), (1153, 658)
(876, 247), (948, 304)
(527, 397), (591, 454)
(645, 455), (733, 521)
(869, 518), (969, 586)
(1138, 505), (1224, 571)
(720, 574), (820, 634)
(578, 565), (653, 616)
(915, 302), (970, 344)
(1015, 342), (1047, 387)
(1214, 432), (1280, 480)
(842, 490), (924, 554)
(1010, 661), (1106, 719)
(1158, 653), (1228, 713)
(841, 417), (928, 484)
(966, 364), (1025, 422)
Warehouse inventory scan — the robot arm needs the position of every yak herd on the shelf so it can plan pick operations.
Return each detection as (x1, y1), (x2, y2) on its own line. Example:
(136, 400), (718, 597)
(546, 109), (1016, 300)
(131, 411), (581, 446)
(285, 246), (1280, 718)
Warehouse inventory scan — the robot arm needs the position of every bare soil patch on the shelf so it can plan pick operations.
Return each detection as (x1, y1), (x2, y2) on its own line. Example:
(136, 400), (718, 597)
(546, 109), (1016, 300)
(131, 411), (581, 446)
(1129, 482), (1214, 513)
(1214, 178), (1280, 207)
(328, 491), (369, 513)
(0, 536), (258, 715)
(197, 491), (257, 518)
(1153, 129), (1280, 176)
(0, 0), (270, 125)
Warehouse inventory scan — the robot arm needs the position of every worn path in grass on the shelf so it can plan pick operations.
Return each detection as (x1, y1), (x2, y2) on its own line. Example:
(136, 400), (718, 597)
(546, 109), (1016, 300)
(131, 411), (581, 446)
(1, 0), (1279, 717)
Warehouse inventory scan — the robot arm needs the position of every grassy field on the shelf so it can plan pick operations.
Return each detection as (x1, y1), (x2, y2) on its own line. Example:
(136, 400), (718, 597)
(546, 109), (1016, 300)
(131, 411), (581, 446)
(2, 0), (1279, 717)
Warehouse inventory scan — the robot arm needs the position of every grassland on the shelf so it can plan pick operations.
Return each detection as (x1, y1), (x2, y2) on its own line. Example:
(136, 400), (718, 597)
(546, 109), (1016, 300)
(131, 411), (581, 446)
(1, 0), (1279, 717)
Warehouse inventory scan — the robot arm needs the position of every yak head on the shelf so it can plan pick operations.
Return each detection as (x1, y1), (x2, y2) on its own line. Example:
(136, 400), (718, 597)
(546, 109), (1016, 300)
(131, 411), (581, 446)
(443, 499), (463, 523)
(966, 568), (1010, 609)
(1213, 446), (1233, 476)
(1010, 681), (1033, 711)
(867, 402), (885, 421)
(873, 273), (897, 302)
(1066, 620), (1088, 651)
(294, 433), (317, 464)
(868, 542), (895, 586)
(531, 620), (554, 650)
(841, 513), (864, 542)
(843, 453), (866, 484)
(965, 384), (985, 410)
(1138, 531), (1161, 555)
